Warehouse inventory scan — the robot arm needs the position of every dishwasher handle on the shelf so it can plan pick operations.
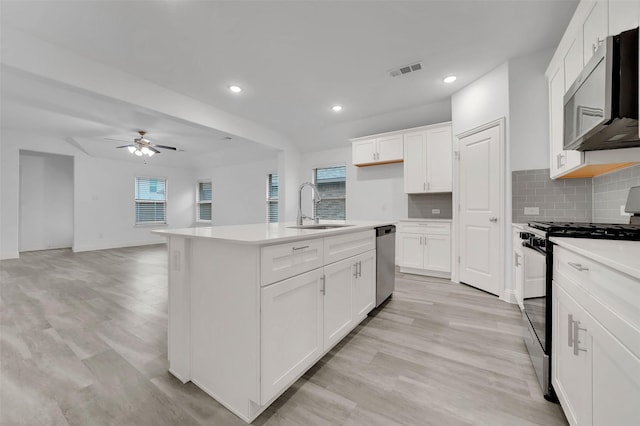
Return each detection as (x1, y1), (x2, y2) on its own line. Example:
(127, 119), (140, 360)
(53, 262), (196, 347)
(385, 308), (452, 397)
(375, 225), (396, 237)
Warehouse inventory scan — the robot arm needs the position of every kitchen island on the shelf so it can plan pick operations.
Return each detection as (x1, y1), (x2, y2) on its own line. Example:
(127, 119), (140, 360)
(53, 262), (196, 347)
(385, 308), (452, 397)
(153, 221), (393, 423)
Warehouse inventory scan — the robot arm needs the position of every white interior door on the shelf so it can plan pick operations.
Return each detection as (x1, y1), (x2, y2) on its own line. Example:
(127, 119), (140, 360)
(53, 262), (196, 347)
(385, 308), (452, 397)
(458, 123), (502, 296)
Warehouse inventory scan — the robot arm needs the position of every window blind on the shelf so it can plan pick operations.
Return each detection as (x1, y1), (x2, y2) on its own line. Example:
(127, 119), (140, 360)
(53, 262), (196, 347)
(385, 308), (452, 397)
(135, 177), (167, 224)
(198, 181), (212, 221)
(313, 166), (346, 220)
(267, 173), (278, 223)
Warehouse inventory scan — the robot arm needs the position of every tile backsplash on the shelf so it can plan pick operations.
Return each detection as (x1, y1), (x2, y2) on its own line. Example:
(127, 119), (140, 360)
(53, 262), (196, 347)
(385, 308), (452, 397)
(592, 164), (640, 223)
(512, 169), (592, 223)
(408, 193), (453, 219)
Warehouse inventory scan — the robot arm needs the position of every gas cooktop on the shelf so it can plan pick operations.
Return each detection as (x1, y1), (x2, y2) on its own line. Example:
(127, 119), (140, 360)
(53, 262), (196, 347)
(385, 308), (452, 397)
(527, 221), (640, 241)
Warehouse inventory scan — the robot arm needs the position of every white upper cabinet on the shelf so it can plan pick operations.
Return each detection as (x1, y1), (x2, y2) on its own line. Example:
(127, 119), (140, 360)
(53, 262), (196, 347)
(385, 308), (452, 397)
(582, 0), (609, 64)
(351, 134), (403, 166)
(609, 0), (639, 35)
(403, 123), (453, 194)
(563, 35), (584, 90)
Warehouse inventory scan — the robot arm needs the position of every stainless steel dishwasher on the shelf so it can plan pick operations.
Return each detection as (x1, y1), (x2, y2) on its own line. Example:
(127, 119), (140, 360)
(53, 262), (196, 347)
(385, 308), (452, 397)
(375, 225), (396, 307)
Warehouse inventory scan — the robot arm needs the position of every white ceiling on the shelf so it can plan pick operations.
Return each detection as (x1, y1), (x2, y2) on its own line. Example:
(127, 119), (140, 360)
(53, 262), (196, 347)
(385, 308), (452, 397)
(0, 0), (578, 161)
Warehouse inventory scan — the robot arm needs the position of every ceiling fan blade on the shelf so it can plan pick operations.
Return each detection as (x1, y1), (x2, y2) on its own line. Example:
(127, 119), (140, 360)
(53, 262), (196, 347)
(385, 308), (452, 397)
(149, 146), (161, 154)
(116, 144), (135, 148)
(105, 137), (131, 143)
(154, 144), (177, 150)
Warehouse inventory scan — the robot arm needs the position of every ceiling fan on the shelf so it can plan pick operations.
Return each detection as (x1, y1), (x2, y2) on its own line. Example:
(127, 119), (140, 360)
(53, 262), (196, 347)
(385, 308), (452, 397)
(105, 131), (178, 157)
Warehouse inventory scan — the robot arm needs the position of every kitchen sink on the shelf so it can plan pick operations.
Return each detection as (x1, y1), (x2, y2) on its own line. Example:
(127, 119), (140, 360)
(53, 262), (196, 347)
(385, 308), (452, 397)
(288, 224), (354, 230)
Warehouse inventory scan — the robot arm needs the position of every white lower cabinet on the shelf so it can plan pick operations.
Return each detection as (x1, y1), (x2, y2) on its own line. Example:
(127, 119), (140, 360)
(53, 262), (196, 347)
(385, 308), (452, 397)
(398, 221), (451, 277)
(552, 245), (640, 426)
(261, 269), (324, 404)
(261, 245), (376, 406)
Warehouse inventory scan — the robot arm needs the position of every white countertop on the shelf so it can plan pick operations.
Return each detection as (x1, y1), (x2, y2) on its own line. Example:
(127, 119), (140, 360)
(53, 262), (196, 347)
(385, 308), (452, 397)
(400, 218), (452, 222)
(550, 237), (640, 280)
(153, 220), (395, 245)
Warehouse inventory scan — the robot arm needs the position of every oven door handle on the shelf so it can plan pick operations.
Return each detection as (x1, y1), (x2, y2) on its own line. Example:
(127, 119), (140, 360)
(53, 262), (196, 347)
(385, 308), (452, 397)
(522, 241), (546, 256)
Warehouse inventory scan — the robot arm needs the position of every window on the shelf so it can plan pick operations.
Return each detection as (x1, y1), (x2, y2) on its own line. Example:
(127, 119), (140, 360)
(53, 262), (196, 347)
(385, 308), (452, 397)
(197, 180), (212, 222)
(266, 173), (278, 223)
(135, 177), (167, 224)
(313, 166), (346, 220)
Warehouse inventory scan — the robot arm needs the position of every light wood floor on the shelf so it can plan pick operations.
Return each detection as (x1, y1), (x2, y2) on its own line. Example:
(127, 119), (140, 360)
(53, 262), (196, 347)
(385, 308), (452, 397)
(1, 245), (567, 425)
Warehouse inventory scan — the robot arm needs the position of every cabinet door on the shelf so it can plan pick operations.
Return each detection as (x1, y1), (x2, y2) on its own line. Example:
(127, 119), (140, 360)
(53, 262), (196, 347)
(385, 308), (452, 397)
(564, 35), (583, 90)
(609, 0), (639, 35)
(352, 250), (376, 321)
(549, 64), (566, 178)
(403, 132), (427, 193)
(590, 316), (640, 425)
(423, 234), (451, 273)
(261, 269), (324, 404)
(398, 232), (424, 269)
(352, 139), (376, 165)
(323, 257), (354, 349)
(552, 283), (591, 426)
(425, 126), (452, 193)
(377, 135), (403, 163)
(583, 1), (609, 64)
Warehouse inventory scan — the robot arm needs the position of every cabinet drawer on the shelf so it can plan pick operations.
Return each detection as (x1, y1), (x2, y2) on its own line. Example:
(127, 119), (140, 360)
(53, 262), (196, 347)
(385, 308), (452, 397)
(324, 230), (375, 265)
(398, 221), (450, 235)
(554, 246), (640, 357)
(261, 239), (324, 286)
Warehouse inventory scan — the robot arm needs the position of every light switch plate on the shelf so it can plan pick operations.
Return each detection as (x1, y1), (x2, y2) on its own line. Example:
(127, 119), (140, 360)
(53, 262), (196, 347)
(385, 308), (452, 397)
(524, 207), (540, 215)
(431, 209), (441, 214)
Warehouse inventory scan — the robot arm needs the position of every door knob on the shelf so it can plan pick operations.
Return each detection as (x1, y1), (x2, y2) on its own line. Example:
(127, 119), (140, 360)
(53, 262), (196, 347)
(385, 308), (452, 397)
(489, 217), (498, 222)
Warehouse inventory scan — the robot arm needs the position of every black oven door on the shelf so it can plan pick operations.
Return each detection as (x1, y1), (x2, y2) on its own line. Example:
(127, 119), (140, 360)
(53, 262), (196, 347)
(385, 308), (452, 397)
(522, 241), (547, 350)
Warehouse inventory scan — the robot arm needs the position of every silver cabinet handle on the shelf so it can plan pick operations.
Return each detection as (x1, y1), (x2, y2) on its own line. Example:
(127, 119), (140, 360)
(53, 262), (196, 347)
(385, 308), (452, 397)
(557, 152), (566, 169)
(423, 182), (426, 191)
(320, 275), (325, 294)
(489, 217), (498, 222)
(419, 236), (423, 245)
(573, 320), (587, 356)
(514, 252), (521, 267)
(568, 314), (574, 348)
(292, 245), (309, 251)
(353, 263), (358, 278)
(568, 262), (589, 272)
(427, 182), (430, 191)
(357, 261), (362, 278)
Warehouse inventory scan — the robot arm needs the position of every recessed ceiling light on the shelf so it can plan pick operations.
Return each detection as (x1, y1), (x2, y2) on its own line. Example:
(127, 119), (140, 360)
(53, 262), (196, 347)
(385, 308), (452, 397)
(331, 105), (343, 112)
(443, 75), (457, 84)
(228, 85), (242, 93)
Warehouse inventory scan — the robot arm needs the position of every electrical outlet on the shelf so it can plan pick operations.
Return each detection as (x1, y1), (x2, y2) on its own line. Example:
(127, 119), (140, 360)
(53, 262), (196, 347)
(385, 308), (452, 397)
(621, 205), (631, 216)
(524, 207), (540, 215)
(431, 209), (441, 215)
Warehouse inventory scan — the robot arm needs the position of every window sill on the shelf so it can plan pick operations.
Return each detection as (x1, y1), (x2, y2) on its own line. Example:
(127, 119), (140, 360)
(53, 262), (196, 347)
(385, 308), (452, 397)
(135, 222), (167, 227)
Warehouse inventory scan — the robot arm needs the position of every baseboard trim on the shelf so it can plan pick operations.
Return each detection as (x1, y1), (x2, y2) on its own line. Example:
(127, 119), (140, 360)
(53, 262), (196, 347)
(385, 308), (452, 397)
(399, 266), (451, 279)
(0, 251), (19, 260)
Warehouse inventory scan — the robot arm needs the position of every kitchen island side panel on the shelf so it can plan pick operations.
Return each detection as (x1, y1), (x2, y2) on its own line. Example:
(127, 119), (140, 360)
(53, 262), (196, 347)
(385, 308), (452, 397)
(189, 238), (261, 420)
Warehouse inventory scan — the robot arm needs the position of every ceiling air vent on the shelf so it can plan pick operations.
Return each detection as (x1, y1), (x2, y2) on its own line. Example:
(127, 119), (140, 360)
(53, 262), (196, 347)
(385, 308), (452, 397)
(389, 61), (423, 77)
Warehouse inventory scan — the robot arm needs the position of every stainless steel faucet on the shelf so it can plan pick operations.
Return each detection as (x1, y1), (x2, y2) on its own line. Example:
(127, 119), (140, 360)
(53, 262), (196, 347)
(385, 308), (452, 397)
(297, 182), (322, 225)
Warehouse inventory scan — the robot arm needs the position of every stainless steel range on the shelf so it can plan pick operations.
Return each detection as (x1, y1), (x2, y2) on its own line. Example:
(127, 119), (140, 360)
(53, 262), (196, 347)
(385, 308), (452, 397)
(519, 221), (640, 401)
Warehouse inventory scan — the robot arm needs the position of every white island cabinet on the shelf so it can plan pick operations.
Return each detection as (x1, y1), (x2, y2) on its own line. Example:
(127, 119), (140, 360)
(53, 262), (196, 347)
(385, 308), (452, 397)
(153, 221), (389, 423)
(550, 237), (640, 426)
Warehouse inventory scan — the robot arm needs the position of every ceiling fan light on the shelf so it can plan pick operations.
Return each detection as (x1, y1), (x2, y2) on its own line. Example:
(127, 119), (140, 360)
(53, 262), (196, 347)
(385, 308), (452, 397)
(141, 146), (150, 155)
(135, 149), (143, 156)
(128, 146), (136, 153)
(147, 150), (155, 157)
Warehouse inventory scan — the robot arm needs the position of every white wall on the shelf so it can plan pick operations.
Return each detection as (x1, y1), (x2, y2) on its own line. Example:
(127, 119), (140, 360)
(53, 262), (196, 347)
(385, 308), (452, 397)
(451, 62), (510, 137)
(509, 48), (553, 171)
(195, 156), (279, 226)
(19, 150), (74, 251)
(1, 130), (195, 259)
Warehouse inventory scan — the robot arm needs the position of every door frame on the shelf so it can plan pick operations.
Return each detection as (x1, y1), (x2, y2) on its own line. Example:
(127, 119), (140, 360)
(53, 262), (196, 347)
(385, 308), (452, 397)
(452, 117), (508, 300)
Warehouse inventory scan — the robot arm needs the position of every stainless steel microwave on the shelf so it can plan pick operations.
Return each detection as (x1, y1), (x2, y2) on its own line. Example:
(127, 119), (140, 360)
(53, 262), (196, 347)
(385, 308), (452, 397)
(563, 27), (639, 151)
